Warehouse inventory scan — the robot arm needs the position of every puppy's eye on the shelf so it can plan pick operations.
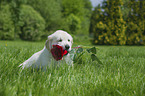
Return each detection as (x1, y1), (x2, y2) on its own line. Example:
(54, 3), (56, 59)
(58, 39), (62, 42)
(68, 39), (70, 42)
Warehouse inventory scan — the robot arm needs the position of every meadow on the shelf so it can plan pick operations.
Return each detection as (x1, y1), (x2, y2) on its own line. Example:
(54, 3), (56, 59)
(0, 40), (145, 96)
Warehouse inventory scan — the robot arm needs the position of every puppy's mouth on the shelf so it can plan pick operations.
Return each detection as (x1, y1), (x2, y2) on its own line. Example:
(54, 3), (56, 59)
(50, 45), (70, 61)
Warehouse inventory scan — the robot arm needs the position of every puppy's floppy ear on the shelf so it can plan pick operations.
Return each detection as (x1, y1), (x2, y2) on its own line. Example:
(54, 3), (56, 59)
(45, 35), (53, 50)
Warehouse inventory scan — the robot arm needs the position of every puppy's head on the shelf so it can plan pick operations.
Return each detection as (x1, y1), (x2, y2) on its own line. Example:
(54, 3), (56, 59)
(45, 30), (73, 53)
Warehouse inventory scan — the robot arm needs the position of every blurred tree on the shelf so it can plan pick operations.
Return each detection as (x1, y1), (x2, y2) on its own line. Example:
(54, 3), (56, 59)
(18, 5), (45, 41)
(126, 0), (145, 45)
(92, 0), (126, 45)
(121, 0), (130, 20)
(0, 0), (27, 39)
(136, 0), (145, 45)
(81, 0), (92, 35)
(89, 4), (103, 34)
(0, 5), (14, 40)
(10, 0), (27, 39)
(62, 0), (84, 17)
(64, 14), (81, 34)
(62, 0), (92, 35)
(107, 0), (126, 45)
(27, 0), (62, 34)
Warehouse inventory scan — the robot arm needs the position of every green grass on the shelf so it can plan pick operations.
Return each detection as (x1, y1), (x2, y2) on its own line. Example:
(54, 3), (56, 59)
(0, 41), (145, 96)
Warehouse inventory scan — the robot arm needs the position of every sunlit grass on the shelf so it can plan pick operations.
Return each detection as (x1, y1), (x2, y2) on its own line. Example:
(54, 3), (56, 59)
(0, 41), (145, 96)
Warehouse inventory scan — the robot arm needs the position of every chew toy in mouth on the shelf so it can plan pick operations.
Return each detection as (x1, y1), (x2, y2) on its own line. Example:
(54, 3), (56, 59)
(51, 45), (68, 61)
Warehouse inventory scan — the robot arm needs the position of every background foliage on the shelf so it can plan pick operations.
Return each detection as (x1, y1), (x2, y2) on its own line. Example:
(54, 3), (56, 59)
(27, 0), (62, 34)
(18, 5), (45, 41)
(90, 0), (145, 45)
(0, 0), (92, 41)
(0, 0), (145, 45)
(126, 0), (145, 45)
(0, 4), (14, 40)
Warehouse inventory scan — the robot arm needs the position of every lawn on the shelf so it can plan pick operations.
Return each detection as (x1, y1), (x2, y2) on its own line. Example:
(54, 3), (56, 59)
(0, 41), (145, 96)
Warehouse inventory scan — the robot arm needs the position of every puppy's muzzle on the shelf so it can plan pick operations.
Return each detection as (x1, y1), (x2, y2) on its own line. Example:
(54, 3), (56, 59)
(63, 45), (70, 56)
(65, 45), (70, 50)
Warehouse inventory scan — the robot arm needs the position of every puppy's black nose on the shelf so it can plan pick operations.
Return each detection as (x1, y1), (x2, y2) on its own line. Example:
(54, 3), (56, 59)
(65, 45), (70, 50)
